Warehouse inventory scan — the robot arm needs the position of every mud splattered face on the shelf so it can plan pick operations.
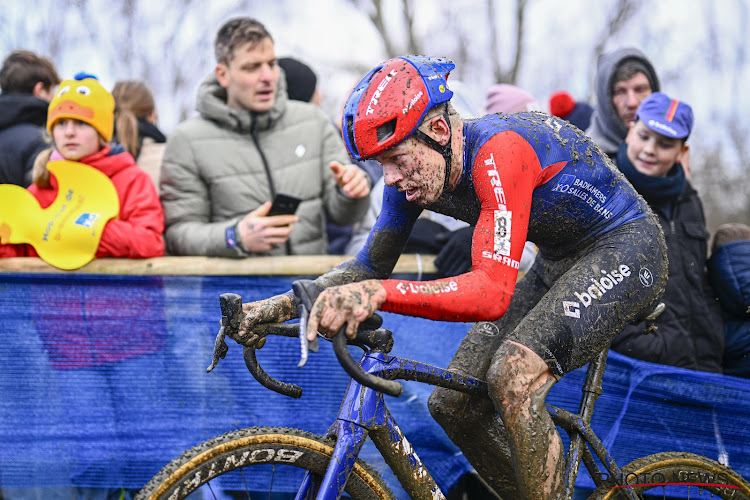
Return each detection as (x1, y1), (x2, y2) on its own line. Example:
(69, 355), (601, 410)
(374, 136), (445, 206)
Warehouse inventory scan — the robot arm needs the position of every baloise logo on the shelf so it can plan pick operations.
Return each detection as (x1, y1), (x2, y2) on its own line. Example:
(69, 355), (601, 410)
(562, 265), (631, 319)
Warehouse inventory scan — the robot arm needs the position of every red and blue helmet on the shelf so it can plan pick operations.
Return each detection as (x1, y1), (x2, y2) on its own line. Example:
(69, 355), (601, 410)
(341, 55), (455, 160)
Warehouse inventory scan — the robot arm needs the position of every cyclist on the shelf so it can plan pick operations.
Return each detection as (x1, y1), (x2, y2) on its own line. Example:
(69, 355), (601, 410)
(232, 55), (668, 499)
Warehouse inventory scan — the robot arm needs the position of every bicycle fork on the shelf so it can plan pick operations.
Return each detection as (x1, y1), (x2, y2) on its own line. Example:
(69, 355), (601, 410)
(299, 352), (445, 500)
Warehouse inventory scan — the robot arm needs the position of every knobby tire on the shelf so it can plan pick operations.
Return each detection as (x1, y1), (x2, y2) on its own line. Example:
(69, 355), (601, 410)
(589, 451), (750, 500)
(136, 426), (395, 500)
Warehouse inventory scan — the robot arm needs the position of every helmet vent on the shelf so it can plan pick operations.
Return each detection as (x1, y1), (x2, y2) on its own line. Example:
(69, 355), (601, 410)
(376, 118), (397, 143)
(345, 115), (359, 157)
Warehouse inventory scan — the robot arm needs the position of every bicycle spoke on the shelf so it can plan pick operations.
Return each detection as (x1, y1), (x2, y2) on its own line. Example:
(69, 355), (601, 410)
(240, 465), (252, 499)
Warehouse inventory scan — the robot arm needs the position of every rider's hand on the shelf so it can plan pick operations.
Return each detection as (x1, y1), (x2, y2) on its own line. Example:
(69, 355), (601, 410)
(231, 294), (295, 345)
(237, 202), (298, 253)
(330, 161), (370, 199)
(306, 280), (386, 341)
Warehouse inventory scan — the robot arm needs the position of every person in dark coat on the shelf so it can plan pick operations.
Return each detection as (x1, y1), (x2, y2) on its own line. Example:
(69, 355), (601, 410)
(708, 223), (750, 377)
(0, 49), (61, 186)
(610, 91), (724, 372)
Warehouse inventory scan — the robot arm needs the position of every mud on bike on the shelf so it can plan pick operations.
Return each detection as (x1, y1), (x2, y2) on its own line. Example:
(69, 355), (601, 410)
(137, 279), (750, 500)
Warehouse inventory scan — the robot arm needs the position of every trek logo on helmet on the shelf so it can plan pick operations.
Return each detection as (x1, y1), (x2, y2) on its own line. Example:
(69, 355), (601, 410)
(366, 69), (397, 116)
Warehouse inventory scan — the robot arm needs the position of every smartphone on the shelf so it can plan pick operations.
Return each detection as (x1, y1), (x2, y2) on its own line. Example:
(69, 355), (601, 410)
(267, 193), (302, 216)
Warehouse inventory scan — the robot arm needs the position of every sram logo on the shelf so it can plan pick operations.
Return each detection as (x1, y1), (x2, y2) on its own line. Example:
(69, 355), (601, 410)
(396, 281), (458, 295)
(482, 250), (520, 269)
(563, 265), (631, 318)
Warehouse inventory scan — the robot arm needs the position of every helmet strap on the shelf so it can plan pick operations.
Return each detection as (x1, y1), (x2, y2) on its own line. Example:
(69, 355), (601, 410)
(413, 107), (454, 194)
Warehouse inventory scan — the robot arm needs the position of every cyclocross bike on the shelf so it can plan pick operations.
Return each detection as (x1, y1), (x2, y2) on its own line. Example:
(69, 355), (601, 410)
(137, 279), (750, 500)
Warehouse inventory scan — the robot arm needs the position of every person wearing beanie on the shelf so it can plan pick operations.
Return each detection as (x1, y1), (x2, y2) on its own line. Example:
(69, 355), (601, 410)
(0, 72), (165, 262)
(586, 47), (660, 157)
(278, 56), (320, 105)
(610, 91), (724, 373)
(484, 83), (540, 114)
(548, 90), (594, 132)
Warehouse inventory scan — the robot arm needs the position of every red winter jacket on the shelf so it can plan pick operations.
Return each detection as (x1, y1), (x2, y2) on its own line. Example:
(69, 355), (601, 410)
(0, 145), (165, 259)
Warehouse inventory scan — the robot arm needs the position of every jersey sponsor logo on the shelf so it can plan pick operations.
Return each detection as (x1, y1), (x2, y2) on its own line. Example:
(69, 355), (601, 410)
(563, 265), (631, 318)
(396, 281), (458, 295)
(484, 154), (507, 210)
(366, 69), (398, 115)
(494, 210), (511, 257)
(545, 116), (563, 134)
(402, 90), (424, 114)
(639, 267), (654, 287)
(551, 174), (613, 219)
(481, 250), (520, 269)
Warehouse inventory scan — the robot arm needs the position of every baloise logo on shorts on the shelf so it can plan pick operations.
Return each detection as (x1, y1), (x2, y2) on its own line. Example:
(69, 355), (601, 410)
(562, 265), (631, 319)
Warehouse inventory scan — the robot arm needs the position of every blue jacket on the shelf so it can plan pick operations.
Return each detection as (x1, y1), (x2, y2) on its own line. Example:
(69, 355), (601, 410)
(709, 240), (750, 377)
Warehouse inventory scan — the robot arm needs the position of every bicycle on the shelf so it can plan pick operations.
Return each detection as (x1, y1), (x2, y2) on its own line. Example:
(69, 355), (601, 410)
(137, 279), (750, 500)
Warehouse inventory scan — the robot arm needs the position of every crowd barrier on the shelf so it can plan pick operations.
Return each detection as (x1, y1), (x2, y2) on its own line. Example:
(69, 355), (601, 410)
(0, 256), (748, 499)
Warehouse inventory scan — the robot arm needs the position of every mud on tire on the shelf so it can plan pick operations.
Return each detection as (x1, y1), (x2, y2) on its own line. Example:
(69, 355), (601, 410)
(136, 426), (394, 500)
(588, 451), (750, 500)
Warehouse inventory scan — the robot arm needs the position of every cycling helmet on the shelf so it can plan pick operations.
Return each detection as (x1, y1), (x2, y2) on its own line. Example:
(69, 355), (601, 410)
(342, 55), (455, 157)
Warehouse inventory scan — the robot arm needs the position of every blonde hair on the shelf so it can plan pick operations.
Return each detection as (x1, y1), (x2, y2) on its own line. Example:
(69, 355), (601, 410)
(112, 80), (156, 159)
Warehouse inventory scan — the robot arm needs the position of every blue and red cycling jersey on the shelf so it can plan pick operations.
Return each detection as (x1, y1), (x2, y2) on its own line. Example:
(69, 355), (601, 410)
(352, 112), (650, 322)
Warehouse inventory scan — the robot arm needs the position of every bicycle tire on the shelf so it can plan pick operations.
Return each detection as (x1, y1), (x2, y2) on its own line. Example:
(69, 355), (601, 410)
(588, 451), (750, 500)
(136, 426), (395, 500)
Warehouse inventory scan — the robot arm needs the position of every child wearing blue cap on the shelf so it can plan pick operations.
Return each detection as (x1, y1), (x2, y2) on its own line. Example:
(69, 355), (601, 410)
(610, 91), (725, 373)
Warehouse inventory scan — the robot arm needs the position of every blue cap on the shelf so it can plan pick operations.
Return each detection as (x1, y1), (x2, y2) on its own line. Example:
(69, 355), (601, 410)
(635, 91), (693, 139)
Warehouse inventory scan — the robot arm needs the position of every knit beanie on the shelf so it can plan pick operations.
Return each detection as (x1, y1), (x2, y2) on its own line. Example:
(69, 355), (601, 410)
(485, 84), (540, 114)
(549, 90), (594, 131)
(47, 72), (115, 142)
(278, 57), (317, 103)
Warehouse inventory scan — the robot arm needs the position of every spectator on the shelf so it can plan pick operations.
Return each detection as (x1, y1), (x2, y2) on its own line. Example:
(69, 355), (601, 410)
(548, 89), (594, 131)
(278, 56), (321, 106)
(708, 223), (750, 377)
(0, 49), (61, 186)
(484, 83), (541, 114)
(586, 47), (660, 157)
(610, 91), (723, 372)
(112, 79), (167, 187)
(160, 17), (370, 257)
(0, 73), (164, 265)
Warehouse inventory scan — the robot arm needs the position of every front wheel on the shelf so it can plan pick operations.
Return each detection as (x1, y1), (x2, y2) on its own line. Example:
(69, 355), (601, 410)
(136, 426), (394, 500)
(589, 451), (750, 499)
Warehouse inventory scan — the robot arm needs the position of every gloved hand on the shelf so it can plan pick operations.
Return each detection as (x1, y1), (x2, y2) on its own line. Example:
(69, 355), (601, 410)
(434, 226), (474, 278)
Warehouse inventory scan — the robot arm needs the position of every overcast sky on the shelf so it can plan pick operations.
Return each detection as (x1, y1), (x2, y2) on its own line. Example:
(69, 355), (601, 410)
(2, 0), (748, 177)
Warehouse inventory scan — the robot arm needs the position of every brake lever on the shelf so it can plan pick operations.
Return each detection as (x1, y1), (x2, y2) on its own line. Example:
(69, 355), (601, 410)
(293, 280), (322, 368)
(207, 293), (243, 373)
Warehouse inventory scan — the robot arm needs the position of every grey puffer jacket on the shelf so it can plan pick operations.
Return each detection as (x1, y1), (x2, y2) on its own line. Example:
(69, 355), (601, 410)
(160, 72), (369, 256)
(585, 47), (660, 157)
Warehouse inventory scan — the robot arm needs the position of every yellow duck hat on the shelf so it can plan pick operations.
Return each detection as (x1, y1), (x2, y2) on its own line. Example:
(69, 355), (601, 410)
(47, 72), (115, 142)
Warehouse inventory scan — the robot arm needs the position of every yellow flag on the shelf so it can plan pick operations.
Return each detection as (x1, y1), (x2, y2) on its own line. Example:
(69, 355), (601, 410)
(0, 160), (119, 270)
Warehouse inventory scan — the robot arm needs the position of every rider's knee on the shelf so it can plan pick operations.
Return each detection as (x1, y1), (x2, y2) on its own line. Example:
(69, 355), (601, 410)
(487, 341), (549, 409)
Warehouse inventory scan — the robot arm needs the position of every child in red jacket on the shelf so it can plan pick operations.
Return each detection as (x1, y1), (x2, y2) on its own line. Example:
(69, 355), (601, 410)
(0, 72), (164, 261)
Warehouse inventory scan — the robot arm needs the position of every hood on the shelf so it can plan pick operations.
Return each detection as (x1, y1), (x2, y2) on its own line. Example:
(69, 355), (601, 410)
(0, 93), (48, 130)
(195, 69), (288, 134)
(588, 48), (660, 152)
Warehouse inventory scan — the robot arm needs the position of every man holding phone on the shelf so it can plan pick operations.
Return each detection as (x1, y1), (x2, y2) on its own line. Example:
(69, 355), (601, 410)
(160, 17), (371, 256)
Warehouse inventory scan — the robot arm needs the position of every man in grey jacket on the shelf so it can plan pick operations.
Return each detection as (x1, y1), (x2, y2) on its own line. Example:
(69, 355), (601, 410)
(586, 47), (660, 158)
(160, 17), (370, 256)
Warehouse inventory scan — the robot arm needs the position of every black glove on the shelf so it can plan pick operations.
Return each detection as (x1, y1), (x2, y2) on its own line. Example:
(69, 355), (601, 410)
(434, 226), (474, 278)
